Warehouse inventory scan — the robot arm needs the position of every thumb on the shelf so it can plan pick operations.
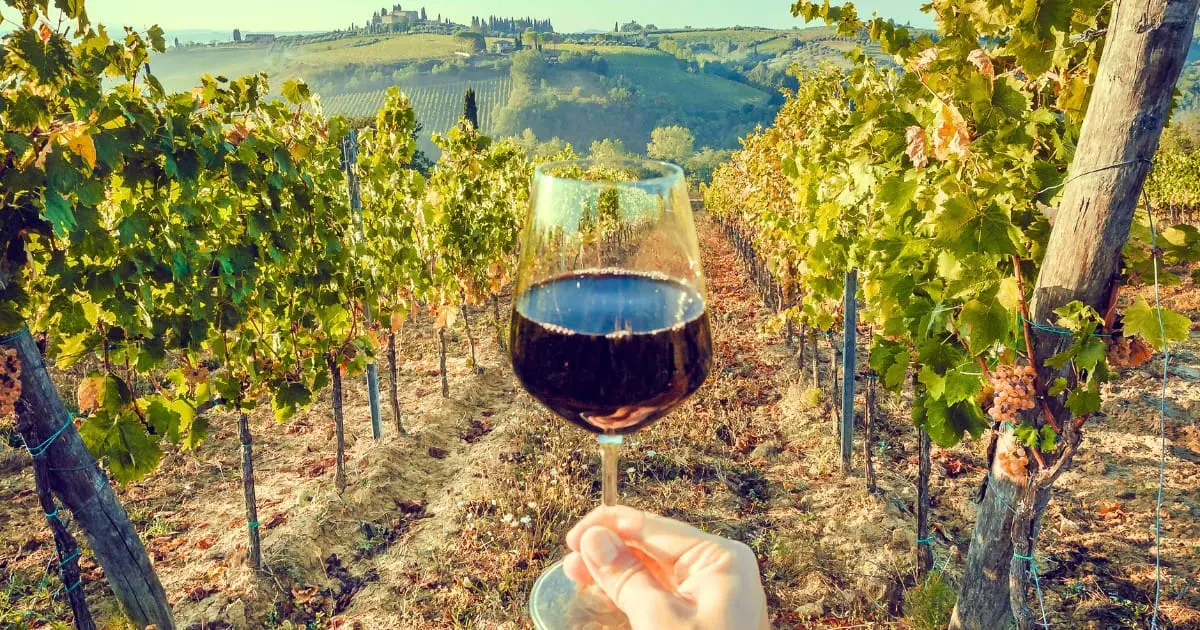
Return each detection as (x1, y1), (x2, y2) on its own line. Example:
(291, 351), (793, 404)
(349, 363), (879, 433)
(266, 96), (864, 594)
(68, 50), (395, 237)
(578, 526), (686, 627)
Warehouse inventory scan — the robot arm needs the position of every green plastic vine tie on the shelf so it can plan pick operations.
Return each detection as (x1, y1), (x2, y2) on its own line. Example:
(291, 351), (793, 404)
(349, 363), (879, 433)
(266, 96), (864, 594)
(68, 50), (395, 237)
(248, 520), (260, 529)
(21, 413), (75, 459)
(44, 507), (61, 522)
(1014, 552), (1050, 628)
(916, 536), (935, 545)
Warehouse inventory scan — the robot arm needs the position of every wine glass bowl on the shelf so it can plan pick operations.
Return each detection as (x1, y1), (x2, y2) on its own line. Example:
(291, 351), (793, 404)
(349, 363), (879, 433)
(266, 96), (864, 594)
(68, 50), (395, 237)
(509, 158), (712, 629)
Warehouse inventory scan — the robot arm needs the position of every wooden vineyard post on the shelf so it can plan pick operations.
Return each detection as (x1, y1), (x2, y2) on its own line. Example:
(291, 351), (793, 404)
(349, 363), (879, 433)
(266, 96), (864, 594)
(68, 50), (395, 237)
(341, 130), (384, 440)
(438, 327), (450, 398)
(916, 427), (933, 576)
(388, 332), (406, 435)
(326, 353), (348, 494)
(2, 330), (174, 629)
(237, 413), (262, 569)
(951, 1), (1199, 627)
(19, 413), (95, 630)
(840, 269), (858, 476)
(865, 372), (878, 495)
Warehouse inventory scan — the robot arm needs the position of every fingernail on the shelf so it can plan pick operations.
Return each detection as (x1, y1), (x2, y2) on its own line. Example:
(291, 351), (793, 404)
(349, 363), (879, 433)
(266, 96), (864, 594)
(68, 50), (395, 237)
(582, 527), (621, 565)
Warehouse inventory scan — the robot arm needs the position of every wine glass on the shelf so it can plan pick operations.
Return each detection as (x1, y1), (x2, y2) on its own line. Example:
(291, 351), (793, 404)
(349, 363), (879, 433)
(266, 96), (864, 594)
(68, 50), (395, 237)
(510, 158), (713, 629)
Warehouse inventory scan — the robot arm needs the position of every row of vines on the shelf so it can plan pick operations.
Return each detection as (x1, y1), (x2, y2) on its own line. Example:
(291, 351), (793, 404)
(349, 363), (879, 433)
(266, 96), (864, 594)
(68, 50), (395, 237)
(323, 77), (514, 134)
(705, 1), (1198, 628)
(0, 2), (552, 626)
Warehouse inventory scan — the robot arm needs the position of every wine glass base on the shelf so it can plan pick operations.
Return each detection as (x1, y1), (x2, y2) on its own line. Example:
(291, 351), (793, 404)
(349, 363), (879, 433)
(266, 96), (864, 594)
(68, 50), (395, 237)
(530, 560), (631, 630)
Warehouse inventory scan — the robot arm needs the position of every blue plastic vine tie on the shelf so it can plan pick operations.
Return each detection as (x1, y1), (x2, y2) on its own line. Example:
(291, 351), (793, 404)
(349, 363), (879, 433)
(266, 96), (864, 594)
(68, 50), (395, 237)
(0, 325), (29, 344)
(1019, 315), (1112, 338)
(1146, 196), (1170, 630)
(1014, 552), (1050, 628)
(57, 548), (81, 567)
(44, 507), (60, 522)
(248, 520), (260, 529)
(916, 536), (935, 545)
(65, 580), (82, 593)
(22, 413), (75, 459)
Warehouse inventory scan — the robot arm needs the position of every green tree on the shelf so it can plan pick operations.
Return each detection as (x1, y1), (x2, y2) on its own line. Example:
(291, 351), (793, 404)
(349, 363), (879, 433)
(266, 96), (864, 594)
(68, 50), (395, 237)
(589, 138), (629, 162)
(511, 49), (548, 90)
(455, 31), (486, 53)
(463, 87), (479, 129)
(647, 125), (695, 164)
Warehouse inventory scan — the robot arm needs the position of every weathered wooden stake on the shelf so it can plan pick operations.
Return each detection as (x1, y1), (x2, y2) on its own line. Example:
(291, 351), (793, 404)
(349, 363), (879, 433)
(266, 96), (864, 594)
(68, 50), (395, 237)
(20, 413), (95, 630)
(326, 353), (347, 493)
(237, 413), (261, 569)
(3, 330), (174, 629)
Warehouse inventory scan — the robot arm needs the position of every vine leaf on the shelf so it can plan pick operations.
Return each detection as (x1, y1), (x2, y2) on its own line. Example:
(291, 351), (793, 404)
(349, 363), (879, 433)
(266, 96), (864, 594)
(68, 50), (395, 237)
(932, 101), (971, 161)
(1123, 296), (1190, 351)
(957, 299), (1009, 355)
(905, 126), (928, 169)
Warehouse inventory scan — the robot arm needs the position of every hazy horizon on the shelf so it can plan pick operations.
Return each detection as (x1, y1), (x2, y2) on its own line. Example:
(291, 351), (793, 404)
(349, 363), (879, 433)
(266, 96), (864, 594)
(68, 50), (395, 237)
(15, 1), (933, 35)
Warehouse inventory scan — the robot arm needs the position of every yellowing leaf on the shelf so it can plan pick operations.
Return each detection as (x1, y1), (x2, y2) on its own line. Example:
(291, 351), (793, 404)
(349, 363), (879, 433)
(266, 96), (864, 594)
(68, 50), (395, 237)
(911, 46), (938, 73)
(64, 131), (96, 168)
(932, 101), (971, 161)
(967, 49), (994, 82)
(905, 126), (928, 169)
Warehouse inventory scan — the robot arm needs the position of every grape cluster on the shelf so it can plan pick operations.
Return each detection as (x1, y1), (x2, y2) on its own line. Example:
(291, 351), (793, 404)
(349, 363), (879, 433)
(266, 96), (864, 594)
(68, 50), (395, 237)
(1107, 336), (1154, 369)
(0, 348), (23, 417)
(988, 364), (1037, 423)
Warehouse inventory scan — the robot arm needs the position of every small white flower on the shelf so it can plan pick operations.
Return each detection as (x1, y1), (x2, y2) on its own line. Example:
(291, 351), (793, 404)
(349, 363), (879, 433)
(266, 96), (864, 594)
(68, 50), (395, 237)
(527, 502), (538, 509)
(626, 467), (635, 476)
(646, 450), (657, 457)
(456, 501), (464, 507)
(501, 513), (514, 523)
(550, 469), (558, 477)
(520, 515), (532, 526)
(491, 500), (497, 506)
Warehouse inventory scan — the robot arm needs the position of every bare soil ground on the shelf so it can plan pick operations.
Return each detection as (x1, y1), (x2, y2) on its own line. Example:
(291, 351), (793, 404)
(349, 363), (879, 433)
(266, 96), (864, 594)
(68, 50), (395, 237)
(2, 216), (1197, 629)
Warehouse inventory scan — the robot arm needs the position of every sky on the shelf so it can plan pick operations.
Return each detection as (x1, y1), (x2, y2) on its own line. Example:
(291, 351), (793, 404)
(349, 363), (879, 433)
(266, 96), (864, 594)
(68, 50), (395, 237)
(64, 0), (932, 34)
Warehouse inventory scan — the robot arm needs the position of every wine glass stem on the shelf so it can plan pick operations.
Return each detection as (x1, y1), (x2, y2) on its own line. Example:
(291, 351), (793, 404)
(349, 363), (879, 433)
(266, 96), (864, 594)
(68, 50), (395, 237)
(598, 434), (623, 507)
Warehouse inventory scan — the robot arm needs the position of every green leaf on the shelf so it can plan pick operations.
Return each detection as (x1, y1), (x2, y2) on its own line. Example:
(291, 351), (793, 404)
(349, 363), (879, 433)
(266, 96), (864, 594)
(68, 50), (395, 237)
(997, 277), (1021, 312)
(915, 396), (987, 448)
(1039, 425), (1058, 452)
(1075, 336), (1108, 373)
(919, 365), (945, 399)
(993, 78), (1029, 118)
(870, 340), (910, 390)
(1066, 384), (1101, 416)
(144, 398), (181, 444)
(43, 189), (76, 235)
(1123, 296), (1190, 351)
(281, 79), (311, 105)
(1048, 377), (1068, 396)
(881, 174), (919, 220)
(79, 411), (163, 484)
(958, 299), (1010, 355)
(1013, 422), (1039, 448)
(271, 382), (312, 422)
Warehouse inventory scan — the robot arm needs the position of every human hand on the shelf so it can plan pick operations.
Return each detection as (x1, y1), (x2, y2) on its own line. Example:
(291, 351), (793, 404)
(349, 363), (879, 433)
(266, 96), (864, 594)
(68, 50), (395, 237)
(562, 506), (769, 630)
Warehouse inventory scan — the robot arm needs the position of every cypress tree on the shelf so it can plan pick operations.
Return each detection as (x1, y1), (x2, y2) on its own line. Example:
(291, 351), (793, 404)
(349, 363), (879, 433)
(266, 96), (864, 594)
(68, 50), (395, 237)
(462, 87), (479, 129)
